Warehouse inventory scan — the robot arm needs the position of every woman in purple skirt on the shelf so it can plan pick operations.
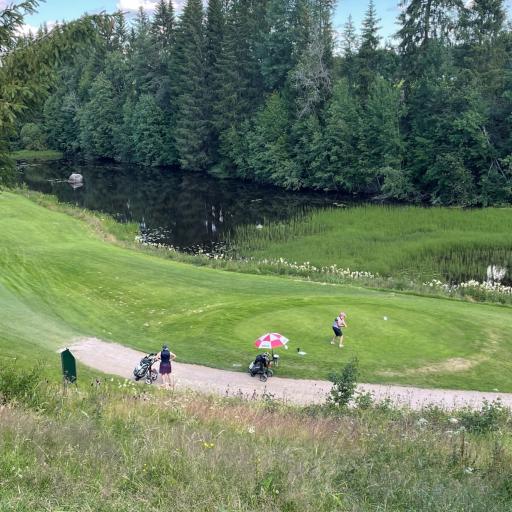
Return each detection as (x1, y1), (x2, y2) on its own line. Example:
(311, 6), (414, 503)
(157, 344), (176, 389)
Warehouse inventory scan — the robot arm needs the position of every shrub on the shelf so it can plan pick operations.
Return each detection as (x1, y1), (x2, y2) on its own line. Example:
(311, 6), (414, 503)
(0, 361), (41, 405)
(458, 399), (510, 434)
(327, 358), (359, 408)
(354, 390), (374, 410)
(19, 123), (47, 151)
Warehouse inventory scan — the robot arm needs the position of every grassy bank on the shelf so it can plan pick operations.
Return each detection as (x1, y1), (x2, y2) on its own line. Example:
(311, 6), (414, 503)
(228, 206), (512, 284)
(10, 149), (64, 161)
(1, 191), (512, 391)
(2, 373), (512, 512)
(24, 190), (512, 305)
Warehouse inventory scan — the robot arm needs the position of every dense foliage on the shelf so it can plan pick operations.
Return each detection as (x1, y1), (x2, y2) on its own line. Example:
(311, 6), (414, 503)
(0, 1), (117, 184)
(7, 0), (512, 205)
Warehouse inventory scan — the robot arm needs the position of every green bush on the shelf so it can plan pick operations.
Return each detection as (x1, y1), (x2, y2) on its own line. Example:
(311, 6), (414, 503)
(328, 358), (358, 408)
(0, 361), (41, 405)
(459, 399), (510, 434)
(19, 123), (47, 151)
(353, 390), (374, 410)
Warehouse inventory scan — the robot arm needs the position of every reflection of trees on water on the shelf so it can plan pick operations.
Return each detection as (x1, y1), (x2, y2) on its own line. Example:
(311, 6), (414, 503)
(21, 161), (336, 250)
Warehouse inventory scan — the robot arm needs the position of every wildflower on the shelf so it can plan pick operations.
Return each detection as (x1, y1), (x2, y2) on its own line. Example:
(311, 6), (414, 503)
(416, 417), (428, 427)
(247, 426), (255, 434)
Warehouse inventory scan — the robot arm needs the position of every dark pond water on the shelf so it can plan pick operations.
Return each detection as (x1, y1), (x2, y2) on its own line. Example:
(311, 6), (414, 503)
(20, 160), (341, 252)
(19, 160), (511, 286)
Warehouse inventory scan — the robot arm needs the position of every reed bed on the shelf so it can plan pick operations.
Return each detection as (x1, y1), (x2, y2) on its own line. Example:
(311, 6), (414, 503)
(227, 206), (512, 284)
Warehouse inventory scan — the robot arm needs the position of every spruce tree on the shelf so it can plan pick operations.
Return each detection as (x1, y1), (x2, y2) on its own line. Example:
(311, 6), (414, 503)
(132, 94), (171, 166)
(321, 79), (363, 192)
(215, 0), (265, 168)
(152, 0), (175, 50)
(313, 0), (336, 68)
(292, 113), (324, 188)
(397, 0), (462, 82)
(260, 0), (298, 91)
(151, 0), (177, 161)
(79, 73), (118, 159)
(457, 0), (509, 165)
(245, 92), (296, 187)
(359, 77), (405, 197)
(205, 0), (225, 162)
(43, 90), (80, 154)
(357, 0), (381, 98)
(111, 12), (128, 51)
(174, 0), (209, 171)
(341, 15), (359, 87)
(129, 7), (156, 94)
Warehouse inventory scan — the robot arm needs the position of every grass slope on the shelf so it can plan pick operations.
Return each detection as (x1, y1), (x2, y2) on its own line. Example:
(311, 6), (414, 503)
(1, 192), (512, 390)
(10, 149), (64, 161)
(230, 206), (512, 283)
(3, 383), (512, 512)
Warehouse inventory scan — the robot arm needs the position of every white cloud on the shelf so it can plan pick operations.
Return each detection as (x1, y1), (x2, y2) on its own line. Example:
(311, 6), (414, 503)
(15, 20), (58, 37)
(15, 23), (38, 36)
(116, 0), (206, 14)
(172, 0), (186, 10)
(117, 0), (158, 12)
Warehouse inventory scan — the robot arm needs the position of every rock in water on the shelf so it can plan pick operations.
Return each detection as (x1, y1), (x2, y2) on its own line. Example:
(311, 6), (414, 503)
(68, 173), (83, 183)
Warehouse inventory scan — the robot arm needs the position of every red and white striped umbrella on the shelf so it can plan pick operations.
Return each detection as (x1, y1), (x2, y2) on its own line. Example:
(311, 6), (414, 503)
(254, 333), (289, 350)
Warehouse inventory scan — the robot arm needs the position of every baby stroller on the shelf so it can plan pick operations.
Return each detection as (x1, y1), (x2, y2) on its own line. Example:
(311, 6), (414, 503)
(133, 353), (159, 384)
(249, 352), (274, 382)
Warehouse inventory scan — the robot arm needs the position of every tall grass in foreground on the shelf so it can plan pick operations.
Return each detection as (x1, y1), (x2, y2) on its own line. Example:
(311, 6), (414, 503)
(1, 371), (512, 512)
(228, 206), (512, 284)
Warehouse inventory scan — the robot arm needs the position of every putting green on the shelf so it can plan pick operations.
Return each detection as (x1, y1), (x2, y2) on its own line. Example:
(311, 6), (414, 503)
(1, 192), (511, 391)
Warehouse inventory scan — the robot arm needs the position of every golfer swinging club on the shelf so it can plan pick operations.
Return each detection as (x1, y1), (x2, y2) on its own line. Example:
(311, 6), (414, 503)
(331, 311), (348, 348)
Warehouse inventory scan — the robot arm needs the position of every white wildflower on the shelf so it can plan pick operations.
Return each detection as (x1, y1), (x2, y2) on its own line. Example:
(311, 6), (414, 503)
(417, 417), (428, 427)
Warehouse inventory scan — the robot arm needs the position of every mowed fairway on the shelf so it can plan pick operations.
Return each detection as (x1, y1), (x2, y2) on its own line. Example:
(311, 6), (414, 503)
(1, 192), (512, 391)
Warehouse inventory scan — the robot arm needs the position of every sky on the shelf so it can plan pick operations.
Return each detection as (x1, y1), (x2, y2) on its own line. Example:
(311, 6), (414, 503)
(8, 0), (512, 42)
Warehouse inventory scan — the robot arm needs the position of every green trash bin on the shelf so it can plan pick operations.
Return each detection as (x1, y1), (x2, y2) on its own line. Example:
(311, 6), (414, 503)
(61, 348), (77, 384)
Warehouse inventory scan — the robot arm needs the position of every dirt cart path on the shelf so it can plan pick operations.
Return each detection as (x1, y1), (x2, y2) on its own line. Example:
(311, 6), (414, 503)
(67, 338), (512, 410)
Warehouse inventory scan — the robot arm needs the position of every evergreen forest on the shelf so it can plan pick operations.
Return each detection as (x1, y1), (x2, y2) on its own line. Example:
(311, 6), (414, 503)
(5, 0), (512, 205)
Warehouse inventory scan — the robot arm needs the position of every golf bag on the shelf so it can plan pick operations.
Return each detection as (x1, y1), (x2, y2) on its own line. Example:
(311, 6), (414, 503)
(133, 353), (158, 384)
(249, 353), (273, 382)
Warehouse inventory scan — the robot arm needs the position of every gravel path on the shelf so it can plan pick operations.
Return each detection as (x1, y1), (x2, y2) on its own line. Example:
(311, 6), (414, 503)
(67, 337), (512, 410)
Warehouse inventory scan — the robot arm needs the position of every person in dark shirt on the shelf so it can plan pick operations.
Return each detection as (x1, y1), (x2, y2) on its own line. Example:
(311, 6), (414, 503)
(156, 344), (176, 389)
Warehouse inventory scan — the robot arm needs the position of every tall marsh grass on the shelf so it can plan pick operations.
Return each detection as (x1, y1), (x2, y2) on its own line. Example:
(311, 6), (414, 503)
(228, 205), (512, 285)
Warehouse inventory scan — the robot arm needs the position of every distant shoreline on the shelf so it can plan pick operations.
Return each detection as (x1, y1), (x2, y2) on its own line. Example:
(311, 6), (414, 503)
(10, 149), (63, 161)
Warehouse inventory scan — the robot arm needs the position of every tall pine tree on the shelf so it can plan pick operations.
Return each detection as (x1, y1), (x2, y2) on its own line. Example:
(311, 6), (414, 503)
(79, 73), (118, 159)
(174, 0), (209, 171)
(357, 0), (382, 98)
(205, 0), (225, 162)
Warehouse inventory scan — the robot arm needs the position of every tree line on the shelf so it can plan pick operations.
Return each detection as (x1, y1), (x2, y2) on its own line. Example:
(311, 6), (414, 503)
(9, 0), (512, 205)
